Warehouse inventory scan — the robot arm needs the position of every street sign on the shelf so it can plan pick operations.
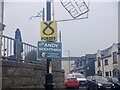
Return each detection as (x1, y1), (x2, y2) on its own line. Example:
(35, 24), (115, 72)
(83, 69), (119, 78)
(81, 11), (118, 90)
(37, 41), (62, 60)
(41, 20), (57, 42)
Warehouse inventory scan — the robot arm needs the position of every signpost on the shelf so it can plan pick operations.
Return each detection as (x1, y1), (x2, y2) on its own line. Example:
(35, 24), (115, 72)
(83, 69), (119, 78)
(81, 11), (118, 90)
(38, 0), (61, 89)
(37, 41), (62, 60)
(36, 0), (89, 89)
(41, 20), (57, 42)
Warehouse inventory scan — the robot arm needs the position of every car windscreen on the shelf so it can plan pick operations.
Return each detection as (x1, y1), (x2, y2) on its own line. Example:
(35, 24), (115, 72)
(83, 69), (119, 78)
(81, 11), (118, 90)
(112, 78), (119, 83)
(94, 76), (109, 82)
(75, 74), (85, 78)
(67, 78), (77, 81)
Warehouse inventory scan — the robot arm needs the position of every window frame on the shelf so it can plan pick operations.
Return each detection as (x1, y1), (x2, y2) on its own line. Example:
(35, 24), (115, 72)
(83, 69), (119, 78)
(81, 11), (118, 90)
(113, 52), (117, 64)
(98, 57), (101, 67)
(104, 59), (108, 65)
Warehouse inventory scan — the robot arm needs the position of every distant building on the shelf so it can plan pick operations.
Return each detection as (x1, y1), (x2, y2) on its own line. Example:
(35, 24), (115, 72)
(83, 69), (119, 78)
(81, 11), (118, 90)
(95, 43), (120, 77)
(62, 57), (80, 78)
(72, 54), (96, 76)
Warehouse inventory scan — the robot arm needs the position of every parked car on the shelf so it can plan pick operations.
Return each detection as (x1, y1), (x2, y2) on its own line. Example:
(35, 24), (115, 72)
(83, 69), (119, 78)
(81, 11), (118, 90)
(106, 77), (120, 89)
(86, 76), (115, 90)
(66, 73), (73, 78)
(64, 77), (79, 89)
(71, 72), (87, 87)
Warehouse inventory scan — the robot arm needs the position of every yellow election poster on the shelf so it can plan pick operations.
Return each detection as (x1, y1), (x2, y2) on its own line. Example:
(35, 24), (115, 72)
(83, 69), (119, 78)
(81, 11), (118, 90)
(40, 20), (57, 42)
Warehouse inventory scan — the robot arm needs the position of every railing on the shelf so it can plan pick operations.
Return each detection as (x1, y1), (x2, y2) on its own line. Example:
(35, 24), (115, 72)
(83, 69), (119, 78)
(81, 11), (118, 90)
(0, 35), (61, 68)
(1, 35), (37, 61)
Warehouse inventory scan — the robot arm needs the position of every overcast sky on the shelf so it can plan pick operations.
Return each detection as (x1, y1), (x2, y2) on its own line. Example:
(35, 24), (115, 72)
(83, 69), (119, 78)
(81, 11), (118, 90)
(3, 0), (119, 57)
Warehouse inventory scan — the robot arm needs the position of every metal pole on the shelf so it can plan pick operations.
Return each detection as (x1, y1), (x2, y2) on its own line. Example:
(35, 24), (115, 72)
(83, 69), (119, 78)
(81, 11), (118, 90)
(59, 31), (61, 68)
(52, 0), (54, 20)
(44, 0), (54, 90)
(46, 0), (51, 73)
(67, 51), (70, 73)
(59, 31), (61, 42)
(42, 8), (45, 21)
(0, 1), (4, 58)
(0, 1), (4, 89)
(46, 0), (51, 21)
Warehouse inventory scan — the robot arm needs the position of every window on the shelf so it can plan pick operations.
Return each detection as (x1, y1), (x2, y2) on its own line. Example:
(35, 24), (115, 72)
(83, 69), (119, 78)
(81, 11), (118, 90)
(77, 62), (79, 67)
(110, 71), (111, 76)
(113, 52), (117, 64)
(105, 72), (109, 76)
(98, 57), (101, 67)
(83, 60), (86, 65)
(104, 59), (108, 65)
(113, 69), (120, 77)
(80, 61), (82, 66)
(97, 70), (102, 76)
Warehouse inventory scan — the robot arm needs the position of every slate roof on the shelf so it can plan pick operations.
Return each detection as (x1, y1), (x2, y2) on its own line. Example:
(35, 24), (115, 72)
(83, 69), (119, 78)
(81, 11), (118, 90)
(101, 46), (112, 58)
(62, 57), (81, 61)
(117, 42), (120, 54)
(85, 54), (96, 59)
(81, 56), (86, 60)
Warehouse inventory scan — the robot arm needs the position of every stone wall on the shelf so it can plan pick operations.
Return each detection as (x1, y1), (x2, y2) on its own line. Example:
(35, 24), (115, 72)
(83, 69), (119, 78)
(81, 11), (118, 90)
(0, 60), (64, 89)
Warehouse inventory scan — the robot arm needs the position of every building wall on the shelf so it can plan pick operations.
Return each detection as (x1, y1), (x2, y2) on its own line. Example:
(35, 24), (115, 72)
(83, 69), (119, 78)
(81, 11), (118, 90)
(62, 60), (69, 78)
(73, 55), (96, 76)
(118, 54), (120, 70)
(103, 57), (113, 77)
(95, 59), (103, 75)
(112, 43), (119, 73)
(87, 60), (96, 76)
(62, 60), (75, 78)
(95, 44), (120, 77)
(95, 50), (102, 75)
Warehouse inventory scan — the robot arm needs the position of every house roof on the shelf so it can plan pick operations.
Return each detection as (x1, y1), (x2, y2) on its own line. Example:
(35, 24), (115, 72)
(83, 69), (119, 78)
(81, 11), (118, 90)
(81, 56), (86, 60)
(62, 57), (81, 61)
(101, 46), (112, 58)
(85, 54), (96, 59)
(117, 42), (120, 54)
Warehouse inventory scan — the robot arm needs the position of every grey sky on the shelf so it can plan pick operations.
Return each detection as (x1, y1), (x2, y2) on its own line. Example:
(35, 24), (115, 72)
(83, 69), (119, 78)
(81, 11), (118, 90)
(3, 1), (118, 57)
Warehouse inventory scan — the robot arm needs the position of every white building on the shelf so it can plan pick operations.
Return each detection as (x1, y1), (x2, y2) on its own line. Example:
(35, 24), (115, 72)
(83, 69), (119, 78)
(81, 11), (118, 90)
(62, 57), (80, 78)
(95, 43), (120, 77)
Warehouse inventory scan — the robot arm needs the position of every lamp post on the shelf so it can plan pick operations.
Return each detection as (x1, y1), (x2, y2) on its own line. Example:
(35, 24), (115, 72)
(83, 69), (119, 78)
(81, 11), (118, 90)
(44, 0), (54, 90)
(0, 1), (4, 58)
(67, 51), (70, 73)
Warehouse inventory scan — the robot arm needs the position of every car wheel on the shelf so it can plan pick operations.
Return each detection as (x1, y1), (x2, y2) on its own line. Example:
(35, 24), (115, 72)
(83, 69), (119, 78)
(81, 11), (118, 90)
(65, 86), (68, 89)
(94, 86), (98, 90)
(87, 87), (90, 90)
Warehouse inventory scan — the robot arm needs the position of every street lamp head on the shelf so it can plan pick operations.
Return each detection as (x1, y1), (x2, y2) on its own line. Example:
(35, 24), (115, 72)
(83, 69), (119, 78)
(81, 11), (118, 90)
(87, 67), (90, 70)
(29, 10), (43, 20)
(0, 23), (6, 31)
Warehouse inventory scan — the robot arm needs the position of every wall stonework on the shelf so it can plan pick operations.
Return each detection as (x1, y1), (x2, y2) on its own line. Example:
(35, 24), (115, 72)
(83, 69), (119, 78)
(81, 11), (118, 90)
(0, 60), (64, 89)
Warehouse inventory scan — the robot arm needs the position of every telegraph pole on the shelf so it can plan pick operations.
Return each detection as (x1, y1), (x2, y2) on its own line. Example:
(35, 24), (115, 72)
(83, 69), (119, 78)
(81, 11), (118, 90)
(44, 0), (54, 90)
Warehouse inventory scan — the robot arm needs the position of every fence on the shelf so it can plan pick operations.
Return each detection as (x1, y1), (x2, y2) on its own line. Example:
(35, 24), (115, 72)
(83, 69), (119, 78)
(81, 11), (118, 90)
(1, 35), (37, 61)
(0, 35), (61, 68)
